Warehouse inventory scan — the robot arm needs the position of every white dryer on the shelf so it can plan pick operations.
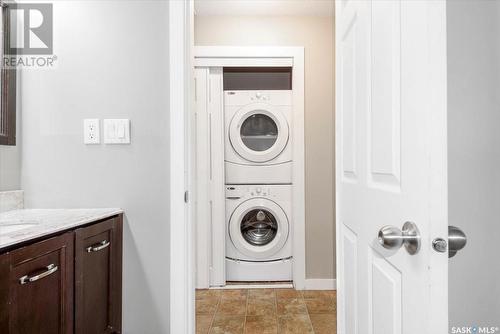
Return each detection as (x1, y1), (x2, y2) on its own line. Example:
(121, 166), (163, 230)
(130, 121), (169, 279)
(225, 184), (292, 282)
(224, 90), (293, 184)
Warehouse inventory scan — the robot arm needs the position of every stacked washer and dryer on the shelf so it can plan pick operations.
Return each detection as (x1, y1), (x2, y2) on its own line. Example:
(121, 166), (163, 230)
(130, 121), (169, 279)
(224, 90), (294, 282)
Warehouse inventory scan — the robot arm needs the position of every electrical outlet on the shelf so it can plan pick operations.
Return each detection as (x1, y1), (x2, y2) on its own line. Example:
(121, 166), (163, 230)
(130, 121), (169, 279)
(84, 119), (100, 144)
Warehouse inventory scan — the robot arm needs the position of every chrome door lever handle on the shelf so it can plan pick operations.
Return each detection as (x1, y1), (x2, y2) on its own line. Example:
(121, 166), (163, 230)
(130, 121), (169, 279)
(378, 221), (421, 255)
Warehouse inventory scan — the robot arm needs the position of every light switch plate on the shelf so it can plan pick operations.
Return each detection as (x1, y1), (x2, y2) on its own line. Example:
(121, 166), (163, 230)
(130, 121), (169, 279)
(104, 119), (130, 144)
(83, 119), (100, 144)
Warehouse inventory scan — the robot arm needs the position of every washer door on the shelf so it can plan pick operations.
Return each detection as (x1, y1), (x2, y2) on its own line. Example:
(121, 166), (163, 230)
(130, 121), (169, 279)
(229, 103), (289, 163)
(229, 198), (289, 259)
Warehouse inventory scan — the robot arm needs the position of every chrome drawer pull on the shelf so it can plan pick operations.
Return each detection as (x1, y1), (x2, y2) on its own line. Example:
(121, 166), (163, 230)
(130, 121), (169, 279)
(86, 240), (110, 253)
(19, 264), (58, 285)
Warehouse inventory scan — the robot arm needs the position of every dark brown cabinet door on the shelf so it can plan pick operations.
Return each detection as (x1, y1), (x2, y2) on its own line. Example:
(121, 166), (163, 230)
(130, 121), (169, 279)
(75, 216), (122, 334)
(8, 233), (74, 334)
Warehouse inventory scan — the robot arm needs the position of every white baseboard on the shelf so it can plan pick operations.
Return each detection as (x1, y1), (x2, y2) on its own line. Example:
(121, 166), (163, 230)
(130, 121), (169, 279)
(211, 283), (294, 290)
(203, 280), (336, 290)
(304, 279), (337, 290)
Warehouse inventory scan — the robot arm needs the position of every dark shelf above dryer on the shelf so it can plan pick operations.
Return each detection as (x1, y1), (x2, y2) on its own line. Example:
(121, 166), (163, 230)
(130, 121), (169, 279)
(223, 67), (292, 91)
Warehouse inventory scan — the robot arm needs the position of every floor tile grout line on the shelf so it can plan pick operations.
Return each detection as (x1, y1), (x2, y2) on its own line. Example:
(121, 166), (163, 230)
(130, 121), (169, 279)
(207, 292), (221, 334)
(274, 289), (279, 334)
(275, 290), (280, 318)
(302, 290), (316, 334)
(274, 289), (280, 333)
(243, 289), (249, 334)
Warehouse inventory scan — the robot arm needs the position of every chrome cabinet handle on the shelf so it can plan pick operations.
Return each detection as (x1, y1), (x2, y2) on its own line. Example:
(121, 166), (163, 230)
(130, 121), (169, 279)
(19, 264), (58, 285)
(86, 240), (110, 253)
(378, 221), (421, 255)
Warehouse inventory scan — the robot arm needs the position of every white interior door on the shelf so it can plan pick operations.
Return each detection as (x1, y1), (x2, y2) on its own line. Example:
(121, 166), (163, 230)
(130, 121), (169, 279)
(335, 1), (448, 333)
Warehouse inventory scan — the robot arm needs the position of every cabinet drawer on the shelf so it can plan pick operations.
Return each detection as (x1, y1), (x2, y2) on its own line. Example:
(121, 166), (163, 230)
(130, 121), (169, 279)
(75, 217), (122, 334)
(8, 233), (74, 334)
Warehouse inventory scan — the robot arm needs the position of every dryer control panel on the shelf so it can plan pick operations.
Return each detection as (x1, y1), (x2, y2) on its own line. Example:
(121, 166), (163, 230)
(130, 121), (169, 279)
(226, 185), (271, 199)
(225, 185), (291, 200)
(224, 90), (292, 106)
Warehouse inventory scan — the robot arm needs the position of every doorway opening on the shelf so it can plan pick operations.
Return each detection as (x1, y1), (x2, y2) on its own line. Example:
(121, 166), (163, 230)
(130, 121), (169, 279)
(191, 1), (336, 333)
(171, 0), (500, 333)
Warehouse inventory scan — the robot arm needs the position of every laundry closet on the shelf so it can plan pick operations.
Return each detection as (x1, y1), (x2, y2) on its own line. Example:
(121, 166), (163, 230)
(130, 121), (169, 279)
(194, 59), (302, 288)
(192, 3), (336, 294)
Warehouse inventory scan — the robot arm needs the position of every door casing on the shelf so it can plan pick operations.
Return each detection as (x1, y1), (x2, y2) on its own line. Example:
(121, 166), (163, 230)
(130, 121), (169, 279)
(194, 46), (306, 290)
(169, 1), (194, 334)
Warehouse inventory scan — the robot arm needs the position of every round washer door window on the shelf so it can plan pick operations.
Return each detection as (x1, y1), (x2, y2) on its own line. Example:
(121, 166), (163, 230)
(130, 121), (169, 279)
(229, 103), (289, 163)
(229, 198), (289, 259)
(240, 209), (278, 246)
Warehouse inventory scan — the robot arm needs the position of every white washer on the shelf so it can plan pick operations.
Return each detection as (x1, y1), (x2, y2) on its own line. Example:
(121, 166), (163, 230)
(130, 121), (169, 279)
(225, 184), (292, 282)
(224, 90), (293, 184)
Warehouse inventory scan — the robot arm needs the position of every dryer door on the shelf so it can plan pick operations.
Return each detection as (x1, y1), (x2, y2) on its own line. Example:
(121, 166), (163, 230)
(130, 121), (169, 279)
(229, 103), (289, 163)
(229, 198), (289, 259)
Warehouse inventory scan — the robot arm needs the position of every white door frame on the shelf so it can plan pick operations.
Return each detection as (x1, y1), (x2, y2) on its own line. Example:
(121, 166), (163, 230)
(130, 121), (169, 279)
(195, 46), (306, 290)
(169, 0), (194, 333)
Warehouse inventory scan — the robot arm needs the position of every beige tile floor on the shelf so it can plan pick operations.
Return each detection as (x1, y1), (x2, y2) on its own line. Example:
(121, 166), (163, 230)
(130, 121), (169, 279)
(196, 288), (337, 334)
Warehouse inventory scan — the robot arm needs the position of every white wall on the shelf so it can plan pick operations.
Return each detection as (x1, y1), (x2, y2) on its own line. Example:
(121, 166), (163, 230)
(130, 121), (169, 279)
(0, 140), (20, 191)
(447, 0), (500, 328)
(195, 15), (336, 280)
(20, 2), (170, 333)
(0, 84), (21, 191)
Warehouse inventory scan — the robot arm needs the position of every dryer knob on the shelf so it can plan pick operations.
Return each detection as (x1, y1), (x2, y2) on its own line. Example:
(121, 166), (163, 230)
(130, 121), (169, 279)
(255, 92), (262, 99)
(256, 187), (262, 194)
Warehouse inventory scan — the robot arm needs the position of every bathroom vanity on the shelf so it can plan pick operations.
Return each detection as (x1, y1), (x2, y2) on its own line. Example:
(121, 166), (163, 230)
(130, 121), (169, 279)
(0, 208), (123, 334)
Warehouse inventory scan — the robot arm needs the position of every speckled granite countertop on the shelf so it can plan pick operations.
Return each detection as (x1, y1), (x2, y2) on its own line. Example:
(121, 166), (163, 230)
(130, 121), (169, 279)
(0, 208), (123, 251)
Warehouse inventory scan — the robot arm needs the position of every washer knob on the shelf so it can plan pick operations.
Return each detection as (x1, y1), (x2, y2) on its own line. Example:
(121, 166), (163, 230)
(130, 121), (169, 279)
(255, 92), (262, 99)
(255, 187), (262, 194)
